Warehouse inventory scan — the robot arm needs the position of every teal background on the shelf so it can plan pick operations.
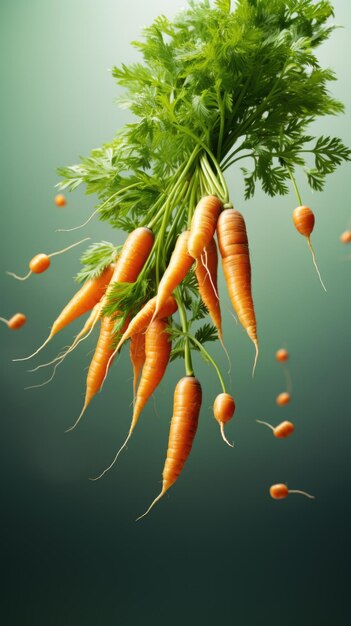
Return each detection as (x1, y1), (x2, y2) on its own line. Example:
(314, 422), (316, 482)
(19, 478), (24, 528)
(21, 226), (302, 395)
(1, 1), (350, 624)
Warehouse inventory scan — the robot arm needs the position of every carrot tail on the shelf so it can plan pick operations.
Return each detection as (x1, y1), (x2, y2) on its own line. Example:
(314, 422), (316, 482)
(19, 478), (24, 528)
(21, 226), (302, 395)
(13, 331), (55, 362)
(201, 248), (219, 300)
(219, 422), (234, 448)
(135, 487), (167, 521)
(288, 489), (316, 500)
(256, 419), (275, 432)
(56, 207), (100, 233)
(6, 270), (32, 281)
(307, 237), (327, 292)
(24, 362), (62, 390)
(252, 339), (259, 378)
(65, 399), (89, 433)
(90, 429), (134, 481)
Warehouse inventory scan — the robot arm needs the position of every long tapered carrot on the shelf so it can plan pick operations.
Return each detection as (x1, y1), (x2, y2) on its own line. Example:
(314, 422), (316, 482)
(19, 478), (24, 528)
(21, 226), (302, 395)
(137, 375), (202, 520)
(188, 195), (223, 259)
(216, 208), (258, 371)
(115, 295), (177, 353)
(14, 264), (116, 361)
(130, 332), (146, 399)
(67, 227), (154, 431)
(92, 317), (172, 479)
(195, 237), (222, 340)
(154, 230), (194, 317)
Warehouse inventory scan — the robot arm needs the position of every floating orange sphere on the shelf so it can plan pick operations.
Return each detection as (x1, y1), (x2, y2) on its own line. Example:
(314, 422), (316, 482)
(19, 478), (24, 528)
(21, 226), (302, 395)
(0, 313), (27, 330)
(55, 193), (67, 207)
(273, 420), (294, 438)
(340, 230), (351, 244)
(29, 253), (51, 274)
(276, 392), (291, 406)
(276, 348), (289, 362)
(270, 483), (315, 500)
(292, 205), (315, 237)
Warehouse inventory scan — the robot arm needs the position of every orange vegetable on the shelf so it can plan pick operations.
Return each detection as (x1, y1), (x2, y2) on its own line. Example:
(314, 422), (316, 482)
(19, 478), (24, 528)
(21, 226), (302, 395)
(14, 264), (115, 361)
(7, 237), (89, 281)
(292, 206), (326, 291)
(137, 375), (202, 520)
(276, 348), (289, 362)
(340, 230), (351, 244)
(107, 227), (154, 287)
(195, 238), (222, 341)
(256, 419), (294, 438)
(92, 317), (172, 479)
(0, 313), (27, 330)
(115, 295), (177, 353)
(154, 231), (194, 317)
(213, 392), (235, 447)
(270, 483), (315, 500)
(54, 194), (67, 207)
(217, 208), (258, 370)
(130, 332), (146, 399)
(276, 392), (291, 406)
(188, 195), (222, 259)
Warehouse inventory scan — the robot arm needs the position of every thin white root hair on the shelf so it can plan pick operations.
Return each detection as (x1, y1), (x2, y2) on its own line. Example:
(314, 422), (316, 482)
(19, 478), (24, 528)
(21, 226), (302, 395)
(48, 237), (90, 258)
(256, 419), (275, 432)
(24, 361), (63, 390)
(56, 208), (100, 232)
(252, 340), (259, 378)
(13, 332), (53, 362)
(220, 422), (234, 448)
(307, 237), (327, 292)
(90, 430), (133, 481)
(135, 488), (166, 521)
(65, 401), (88, 433)
(7, 270), (32, 281)
(289, 489), (315, 499)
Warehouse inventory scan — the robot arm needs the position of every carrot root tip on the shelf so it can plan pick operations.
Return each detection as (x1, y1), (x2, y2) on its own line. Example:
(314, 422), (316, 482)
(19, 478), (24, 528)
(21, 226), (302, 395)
(135, 488), (167, 521)
(220, 422), (234, 448)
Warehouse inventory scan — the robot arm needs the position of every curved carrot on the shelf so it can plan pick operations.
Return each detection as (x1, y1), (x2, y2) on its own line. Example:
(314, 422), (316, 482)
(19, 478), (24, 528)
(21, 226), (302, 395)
(188, 195), (223, 259)
(14, 264), (116, 361)
(115, 295), (177, 352)
(130, 332), (146, 399)
(137, 375), (202, 520)
(217, 208), (258, 372)
(195, 238), (222, 340)
(107, 227), (154, 287)
(154, 230), (194, 317)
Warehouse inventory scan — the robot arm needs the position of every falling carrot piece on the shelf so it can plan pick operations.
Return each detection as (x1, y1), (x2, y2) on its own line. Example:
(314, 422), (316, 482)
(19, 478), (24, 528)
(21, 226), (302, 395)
(276, 348), (289, 362)
(213, 393), (235, 447)
(256, 419), (294, 438)
(276, 392), (291, 406)
(7, 237), (90, 281)
(54, 194), (67, 207)
(136, 375), (202, 520)
(269, 483), (315, 500)
(292, 206), (326, 292)
(340, 230), (351, 244)
(0, 313), (27, 330)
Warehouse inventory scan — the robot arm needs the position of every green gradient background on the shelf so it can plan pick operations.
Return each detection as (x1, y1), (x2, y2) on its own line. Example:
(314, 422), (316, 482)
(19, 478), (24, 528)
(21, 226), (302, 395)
(1, 1), (350, 624)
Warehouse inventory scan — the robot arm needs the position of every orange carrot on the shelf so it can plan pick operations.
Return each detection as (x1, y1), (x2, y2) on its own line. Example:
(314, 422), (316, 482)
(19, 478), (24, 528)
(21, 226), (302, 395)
(340, 230), (351, 244)
(217, 208), (258, 371)
(270, 484), (315, 500)
(107, 227), (154, 287)
(276, 348), (289, 362)
(115, 295), (177, 352)
(213, 392), (235, 447)
(188, 195), (222, 259)
(137, 375), (202, 520)
(92, 317), (172, 478)
(195, 237), (222, 340)
(154, 230), (194, 316)
(7, 237), (90, 281)
(256, 419), (294, 438)
(14, 264), (115, 361)
(130, 332), (146, 399)
(292, 206), (326, 291)
(0, 313), (27, 330)
(276, 392), (291, 406)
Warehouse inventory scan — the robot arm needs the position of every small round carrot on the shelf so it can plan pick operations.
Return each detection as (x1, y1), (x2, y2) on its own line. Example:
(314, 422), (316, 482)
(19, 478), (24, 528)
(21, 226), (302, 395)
(256, 419), (294, 438)
(13, 264), (115, 361)
(276, 392), (291, 406)
(270, 483), (315, 500)
(195, 238), (222, 340)
(154, 230), (194, 317)
(188, 195), (223, 259)
(0, 313), (27, 330)
(292, 206), (326, 292)
(213, 393), (235, 447)
(137, 375), (202, 520)
(217, 208), (258, 372)
(115, 295), (177, 353)
(340, 230), (351, 244)
(7, 237), (90, 281)
(276, 348), (289, 362)
(54, 194), (67, 207)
